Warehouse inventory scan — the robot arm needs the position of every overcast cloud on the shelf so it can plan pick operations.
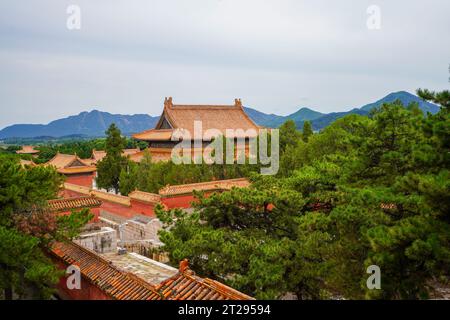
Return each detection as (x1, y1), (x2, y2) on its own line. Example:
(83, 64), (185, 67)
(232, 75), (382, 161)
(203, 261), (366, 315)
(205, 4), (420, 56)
(0, 0), (449, 129)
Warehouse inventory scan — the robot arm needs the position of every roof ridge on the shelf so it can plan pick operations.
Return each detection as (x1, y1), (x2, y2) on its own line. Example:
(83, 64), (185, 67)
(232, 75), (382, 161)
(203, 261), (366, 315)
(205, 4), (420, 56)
(164, 177), (248, 188)
(171, 104), (240, 109)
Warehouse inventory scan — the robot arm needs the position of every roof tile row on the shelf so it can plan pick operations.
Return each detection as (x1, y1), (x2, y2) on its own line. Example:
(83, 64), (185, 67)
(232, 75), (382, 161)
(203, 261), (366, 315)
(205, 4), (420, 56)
(50, 241), (253, 300)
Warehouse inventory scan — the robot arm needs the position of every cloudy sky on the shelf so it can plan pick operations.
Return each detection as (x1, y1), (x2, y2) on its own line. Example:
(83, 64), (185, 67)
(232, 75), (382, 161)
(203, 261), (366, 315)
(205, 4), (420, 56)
(0, 0), (449, 129)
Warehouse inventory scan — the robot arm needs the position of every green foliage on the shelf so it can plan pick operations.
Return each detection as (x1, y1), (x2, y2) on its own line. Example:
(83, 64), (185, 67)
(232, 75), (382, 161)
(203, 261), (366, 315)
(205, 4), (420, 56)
(301, 121), (313, 142)
(96, 124), (129, 193)
(0, 158), (92, 299)
(56, 208), (94, 240)
(279, 120), (301, 153)
(417, 88), (450, 110)
(0, 226), (61, 299)
(118, 148), (258, 195)
(156, 97), (450, 300)
(33, 139), (107, 163)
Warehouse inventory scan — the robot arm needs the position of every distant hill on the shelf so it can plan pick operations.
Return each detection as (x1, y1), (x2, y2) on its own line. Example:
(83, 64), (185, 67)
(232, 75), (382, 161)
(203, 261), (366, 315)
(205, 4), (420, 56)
(0, 91), (440, 139)
(0, 110), (159, 139)
(243, 107), (284, 128)
(247, 91), (441, 130)
(359, 91), (440, 114)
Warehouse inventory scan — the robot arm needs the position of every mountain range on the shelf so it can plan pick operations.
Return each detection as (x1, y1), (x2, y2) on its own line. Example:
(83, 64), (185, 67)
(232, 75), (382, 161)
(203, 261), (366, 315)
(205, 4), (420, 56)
(244, 91), (440, 130)
(0, 91), (440, 139)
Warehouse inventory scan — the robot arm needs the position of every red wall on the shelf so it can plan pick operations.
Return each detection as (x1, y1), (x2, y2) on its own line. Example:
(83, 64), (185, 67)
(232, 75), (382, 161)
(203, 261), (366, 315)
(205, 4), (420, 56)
(59, 190), (156, 219)
(65, 173), (94, 188)
(52, 260), (112, 300)
(130, 199), (156, 217)
(161, 191), (218, 209)
(99, 200), (155, 219)
(161, 195), (197, 209)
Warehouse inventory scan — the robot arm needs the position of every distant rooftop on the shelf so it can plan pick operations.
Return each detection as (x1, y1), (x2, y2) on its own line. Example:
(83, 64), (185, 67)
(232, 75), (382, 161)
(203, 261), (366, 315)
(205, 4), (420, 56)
(16, 145), (39, 154)
(159, 178), (251, 197)
(44, 153), (96, 174)
(133, 97), (261, 141)
(47, 196), (102, 213)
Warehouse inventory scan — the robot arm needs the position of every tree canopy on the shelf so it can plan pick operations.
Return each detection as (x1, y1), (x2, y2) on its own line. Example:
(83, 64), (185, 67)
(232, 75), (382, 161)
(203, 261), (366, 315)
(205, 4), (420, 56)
(96, 124), (129, 193)
(156, 97), (450, 299)
(0, 156), (92, 299)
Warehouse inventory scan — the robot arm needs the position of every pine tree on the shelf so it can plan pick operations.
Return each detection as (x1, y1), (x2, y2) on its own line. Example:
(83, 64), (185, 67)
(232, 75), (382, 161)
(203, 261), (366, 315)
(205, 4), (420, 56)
(96, 124), (128, 193)
(155, 98), (450, 299)
(0, 157), (92, 299)
(417, 88), (450, 110)
(279, 120), (301, 153)
(302, 121), (313, 142)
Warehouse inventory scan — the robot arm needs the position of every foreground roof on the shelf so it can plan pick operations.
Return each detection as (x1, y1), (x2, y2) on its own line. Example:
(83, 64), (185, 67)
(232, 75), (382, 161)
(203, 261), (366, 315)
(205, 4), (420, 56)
(153, 260), (254, 300)
(159, 178), (251, 197)
(50, 241), (253, 300)
(133, 97), (260, 141)
(50, 241), (159, 299)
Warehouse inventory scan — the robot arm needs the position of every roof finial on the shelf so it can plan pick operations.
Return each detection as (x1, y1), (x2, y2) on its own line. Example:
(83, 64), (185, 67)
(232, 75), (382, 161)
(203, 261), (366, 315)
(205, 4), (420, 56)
(179, 259), (189, 273)
(164, 96), (173, 108)
(234, 98), (242, 108)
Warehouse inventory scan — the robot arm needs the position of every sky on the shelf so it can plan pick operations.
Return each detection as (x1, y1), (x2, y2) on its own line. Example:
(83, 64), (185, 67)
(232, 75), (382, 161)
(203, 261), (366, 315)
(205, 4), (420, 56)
(0, 0), (449, 129)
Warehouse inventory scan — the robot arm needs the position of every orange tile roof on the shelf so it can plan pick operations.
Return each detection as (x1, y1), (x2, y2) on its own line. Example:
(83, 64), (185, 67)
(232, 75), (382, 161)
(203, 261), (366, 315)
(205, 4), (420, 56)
(44, 153), (96, 174)
(92, 149), (141, 163)
(380, 203), (397, 210)
(47, 196), (102, 212)
(159, 178), (251, 197)
(133, 97), (261, 141)
(50, 242), (253, 300)
(92, 150), (107, 161)
(132, 129), (174, 141)
(80, 158), (96, 166)
(123, 148), (140, 156)
(91, 190), (131, 207)
(49, 241), (160, 300)
(57, 166), (97, 174)
(149, 259), (254, 300)
(128, 190), (161, 204)
(128, 148), (173, 163)
(16, 145), (39, 154)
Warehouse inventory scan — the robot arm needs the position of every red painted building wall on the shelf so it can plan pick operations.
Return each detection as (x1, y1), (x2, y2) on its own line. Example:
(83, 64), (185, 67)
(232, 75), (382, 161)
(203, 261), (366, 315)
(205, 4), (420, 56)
(99, 200), (156, 219)
(161, 191), (217, 209)
(161, 195), (197, 209)
(52, 261), (111, 300)
(65, 173), (94, 188)
(60, 190), (156, 220)
(130, 199), (156, 217)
